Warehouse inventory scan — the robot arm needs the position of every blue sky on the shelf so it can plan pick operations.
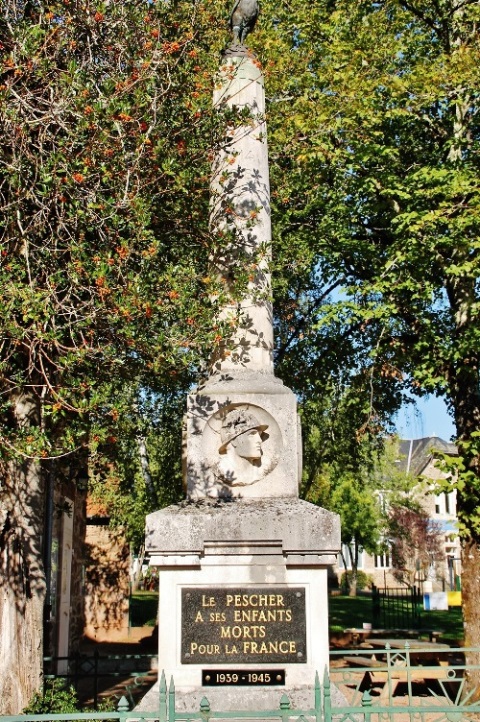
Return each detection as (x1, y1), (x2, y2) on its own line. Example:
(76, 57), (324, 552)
(394, 395), (456, 442)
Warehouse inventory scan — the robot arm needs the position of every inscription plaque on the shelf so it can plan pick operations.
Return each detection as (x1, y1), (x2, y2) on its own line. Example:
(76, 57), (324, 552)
(181, 587), (306, 664)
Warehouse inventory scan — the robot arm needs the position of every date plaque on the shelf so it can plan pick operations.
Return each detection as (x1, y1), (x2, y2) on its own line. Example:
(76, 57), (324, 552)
(202, 669), (285, 686)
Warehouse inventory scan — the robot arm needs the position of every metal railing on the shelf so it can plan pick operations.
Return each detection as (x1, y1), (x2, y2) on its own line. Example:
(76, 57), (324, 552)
(330, 643), (480, 719)
(3, 645), (480, 722)
(1, 671), (323, 722)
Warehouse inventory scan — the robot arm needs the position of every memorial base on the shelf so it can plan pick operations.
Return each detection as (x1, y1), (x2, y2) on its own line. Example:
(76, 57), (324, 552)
(138, 498), (340, 710)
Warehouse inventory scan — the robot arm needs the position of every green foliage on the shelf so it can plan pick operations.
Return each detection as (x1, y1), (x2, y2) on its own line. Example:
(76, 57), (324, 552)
(340, 570), (373, 594)
(256, 0), (480, 542)
(2, 0), (480, 642)
(24, 679), (117, 714)
(0, 0), (259, 545)
(0, 0), (239, 464)
(24, 680), (79, 714)
(130, 591), (159, 627)
(304, 436), (417, 593)
(88, 388), (186, 549)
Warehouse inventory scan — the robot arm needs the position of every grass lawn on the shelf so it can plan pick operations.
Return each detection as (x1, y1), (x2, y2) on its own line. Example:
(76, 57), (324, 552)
(418, 607), (464, 644)
(328, 594), (372, 631)
(328, 594), (464, 644)
(129, 591), (159, 627)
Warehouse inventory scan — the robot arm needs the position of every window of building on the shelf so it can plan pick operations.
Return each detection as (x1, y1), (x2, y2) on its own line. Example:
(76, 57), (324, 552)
(375, 550), (391, 568)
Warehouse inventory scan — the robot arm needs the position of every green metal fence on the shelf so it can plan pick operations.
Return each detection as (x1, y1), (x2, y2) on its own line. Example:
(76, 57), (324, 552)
(329, 643), (480, 721)
(4, 645), (480, 722)
(0, 672), (322, 722)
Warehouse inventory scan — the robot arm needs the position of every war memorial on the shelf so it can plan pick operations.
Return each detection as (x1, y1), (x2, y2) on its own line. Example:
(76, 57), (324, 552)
(138, 1), (341, 711)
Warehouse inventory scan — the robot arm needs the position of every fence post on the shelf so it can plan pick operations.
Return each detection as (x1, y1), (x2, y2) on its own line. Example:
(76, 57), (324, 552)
(385, 643), (394, 703)
(169, 676), (175, 722)
(94, 649), (99, 709)
(404, 641), (413, 699)
(361, 690), (372, 722)
(159, 671), (167, 722)
(314, 671), (321, 722)
(117, 693), (130, 722)
(200, 695), (211, 722)
(413, 586), (420, 627)
(323, 667), (331, 722)
(279, 692), (291, 722)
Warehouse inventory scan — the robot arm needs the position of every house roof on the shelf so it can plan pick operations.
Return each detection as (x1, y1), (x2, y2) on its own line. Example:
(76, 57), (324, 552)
(398, 436), (458, 477)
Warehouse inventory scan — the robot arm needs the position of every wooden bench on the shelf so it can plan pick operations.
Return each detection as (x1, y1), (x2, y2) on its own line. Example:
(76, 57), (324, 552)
(342, 656), (456, 701)
(416, 629), (444, 643)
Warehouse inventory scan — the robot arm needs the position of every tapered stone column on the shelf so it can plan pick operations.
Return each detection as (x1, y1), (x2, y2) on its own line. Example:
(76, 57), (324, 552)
(210, 50), (274, 375)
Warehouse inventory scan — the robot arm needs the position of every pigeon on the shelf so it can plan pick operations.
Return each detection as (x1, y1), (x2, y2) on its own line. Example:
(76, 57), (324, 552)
(229, 0), (259, 45)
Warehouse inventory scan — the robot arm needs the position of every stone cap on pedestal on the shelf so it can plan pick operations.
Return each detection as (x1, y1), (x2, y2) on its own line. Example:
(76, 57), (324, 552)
(146, 498), (340, 565)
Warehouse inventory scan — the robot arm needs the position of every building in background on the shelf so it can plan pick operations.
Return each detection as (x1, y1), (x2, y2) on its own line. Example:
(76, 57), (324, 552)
(334, 437), (461, 592)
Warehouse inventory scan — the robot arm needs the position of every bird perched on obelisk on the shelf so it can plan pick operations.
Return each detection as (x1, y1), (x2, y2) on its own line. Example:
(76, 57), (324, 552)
(229, 0), (259, 45)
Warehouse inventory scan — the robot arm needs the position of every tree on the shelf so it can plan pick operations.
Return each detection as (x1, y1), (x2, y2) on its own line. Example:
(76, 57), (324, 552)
(88, 387), (187, 554)
(304, 429), (416, 595)
(0, 0), (244, 711)
(249, 0), (480, 676)
(389, 505), (445, 588)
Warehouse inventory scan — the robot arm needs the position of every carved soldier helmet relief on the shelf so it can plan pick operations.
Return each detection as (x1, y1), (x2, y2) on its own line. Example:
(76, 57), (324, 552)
(196, 404), (280, 490)
(219, 408), (268, 454)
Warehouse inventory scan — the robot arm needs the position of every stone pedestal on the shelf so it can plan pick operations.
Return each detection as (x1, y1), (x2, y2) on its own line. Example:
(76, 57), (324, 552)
(137, 499), (340, 711)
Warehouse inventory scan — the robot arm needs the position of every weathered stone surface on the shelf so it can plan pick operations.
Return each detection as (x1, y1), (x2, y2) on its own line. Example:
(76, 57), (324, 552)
(182, 52), (303, 501)
(136, 38), (342, 716)
(146, 498), (340, 560)
(209, 53), (273, 377)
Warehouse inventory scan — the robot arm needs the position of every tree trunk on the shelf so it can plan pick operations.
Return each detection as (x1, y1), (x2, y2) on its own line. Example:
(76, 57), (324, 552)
(348, 545), (358, 597)
(448, 349), (480, 697)
(460, 539), (480, 699)
(0, 394), (46, 714)
(348, 571), (358, 598)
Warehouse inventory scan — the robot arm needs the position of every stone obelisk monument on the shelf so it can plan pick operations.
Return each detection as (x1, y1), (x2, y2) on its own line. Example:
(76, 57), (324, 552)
(140, 3), (340, 711)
